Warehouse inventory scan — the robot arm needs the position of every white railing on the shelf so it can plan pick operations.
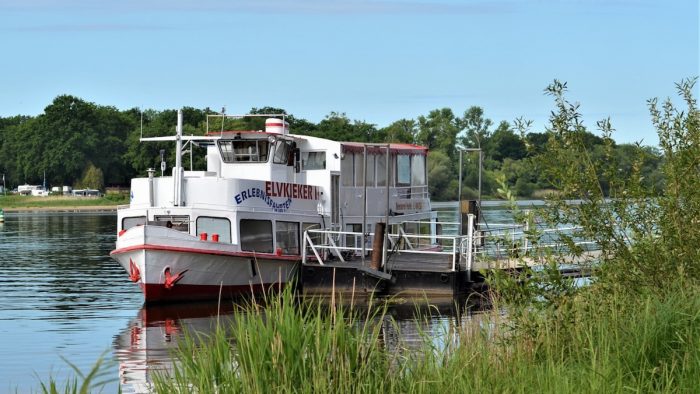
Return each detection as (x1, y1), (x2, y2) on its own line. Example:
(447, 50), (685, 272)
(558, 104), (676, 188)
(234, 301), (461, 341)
(394, 185), (430, 200)
(302, 228), (469, 272)
(301, 214), (601, 274)
(471, 223), (599, 262)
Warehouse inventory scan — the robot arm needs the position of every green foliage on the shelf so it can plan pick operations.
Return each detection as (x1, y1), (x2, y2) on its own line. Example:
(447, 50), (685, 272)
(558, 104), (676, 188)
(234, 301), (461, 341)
(75, 163), (103, 190)
(530, 78), (700, 294)
(153, 287), (394, 393)
(145, 283), (700, 394)
(377, 119), (417, 143)
(0, 94), (664, 202)
(36, 353), (114, 394)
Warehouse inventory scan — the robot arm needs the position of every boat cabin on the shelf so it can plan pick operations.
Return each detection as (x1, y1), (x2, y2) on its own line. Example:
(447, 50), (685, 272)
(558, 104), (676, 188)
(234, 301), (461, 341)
(118, 113), (433, 256)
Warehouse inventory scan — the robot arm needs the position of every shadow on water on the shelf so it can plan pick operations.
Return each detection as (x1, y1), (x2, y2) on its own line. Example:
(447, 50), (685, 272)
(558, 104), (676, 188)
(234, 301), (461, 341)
(114, 292), (495, 393)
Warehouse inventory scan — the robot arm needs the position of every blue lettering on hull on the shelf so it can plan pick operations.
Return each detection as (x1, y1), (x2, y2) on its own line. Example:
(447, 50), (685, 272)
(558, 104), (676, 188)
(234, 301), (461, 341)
(234, 187), (293, 213)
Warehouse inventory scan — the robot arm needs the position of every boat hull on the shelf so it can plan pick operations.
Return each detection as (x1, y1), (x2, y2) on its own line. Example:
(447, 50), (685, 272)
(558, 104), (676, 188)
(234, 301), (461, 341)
(111, 226), (298, 303)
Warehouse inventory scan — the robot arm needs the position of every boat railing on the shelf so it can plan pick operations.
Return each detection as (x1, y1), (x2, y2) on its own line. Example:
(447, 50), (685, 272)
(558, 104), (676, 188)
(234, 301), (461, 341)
(468, 223), (600, 265)
(302, 215), (601, 273)
(302, 228), (469, 272)
(393, 185), (429, 200)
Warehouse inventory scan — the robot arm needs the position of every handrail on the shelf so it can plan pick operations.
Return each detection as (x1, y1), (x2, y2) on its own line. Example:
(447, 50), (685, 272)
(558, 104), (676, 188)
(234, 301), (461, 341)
(303, 228), (467, 272)
(302, 213), (601, 273)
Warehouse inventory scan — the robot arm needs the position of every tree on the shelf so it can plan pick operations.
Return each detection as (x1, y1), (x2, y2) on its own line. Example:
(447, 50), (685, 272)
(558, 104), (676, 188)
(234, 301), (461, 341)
(489, 121), (526, 161)
(459, 106), (492, 151)
(76, 163), (104, 190)
(377, 119), (417, 143)
(315, 112), (378, 142)
(416, 108), (460, 160)
(427, 150), (457, 200)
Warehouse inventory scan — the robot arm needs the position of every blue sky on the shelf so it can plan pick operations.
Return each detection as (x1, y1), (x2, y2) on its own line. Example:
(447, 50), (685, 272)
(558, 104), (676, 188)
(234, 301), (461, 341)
(1, 0), (697, 145)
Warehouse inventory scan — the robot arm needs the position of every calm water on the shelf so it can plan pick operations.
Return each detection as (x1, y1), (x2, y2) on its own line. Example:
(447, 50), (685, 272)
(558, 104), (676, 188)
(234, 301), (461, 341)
(0, 207), (520, 393)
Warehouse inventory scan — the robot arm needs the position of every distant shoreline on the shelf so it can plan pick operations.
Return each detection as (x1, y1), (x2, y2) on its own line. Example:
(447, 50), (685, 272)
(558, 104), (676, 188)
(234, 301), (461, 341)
(2, 205), (118, 214)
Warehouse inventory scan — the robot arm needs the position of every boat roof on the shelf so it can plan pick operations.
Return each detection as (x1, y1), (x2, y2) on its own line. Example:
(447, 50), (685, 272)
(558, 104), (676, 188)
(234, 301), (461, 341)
(341, 142), (428, 156)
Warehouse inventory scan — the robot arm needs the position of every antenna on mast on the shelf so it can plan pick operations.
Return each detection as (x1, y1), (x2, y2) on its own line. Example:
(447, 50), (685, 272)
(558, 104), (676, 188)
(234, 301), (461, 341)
(220, 106), (226, 134)
(140, 107), (144, 140)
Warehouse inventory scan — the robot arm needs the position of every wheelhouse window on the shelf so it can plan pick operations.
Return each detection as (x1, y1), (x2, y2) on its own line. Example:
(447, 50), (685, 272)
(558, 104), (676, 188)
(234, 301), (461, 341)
(273, 140), (293, 164)
(122, 216), (146, 230)
(276, 221), (300, 255)
(218, 140), (270, 163)
(197, 217), (232, 243)
(240, 219), (273, 253)
(302, 151), (326, 170)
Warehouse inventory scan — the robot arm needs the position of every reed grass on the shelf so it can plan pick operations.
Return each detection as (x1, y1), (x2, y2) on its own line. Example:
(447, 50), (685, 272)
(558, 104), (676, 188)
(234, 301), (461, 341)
(35, 353), (116, 394)
(148, 285), (700, 393)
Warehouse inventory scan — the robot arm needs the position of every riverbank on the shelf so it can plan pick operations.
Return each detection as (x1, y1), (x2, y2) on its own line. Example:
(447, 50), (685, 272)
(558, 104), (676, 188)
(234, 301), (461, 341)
(0, 194), (125, 213)
(2, 205), (117, 213)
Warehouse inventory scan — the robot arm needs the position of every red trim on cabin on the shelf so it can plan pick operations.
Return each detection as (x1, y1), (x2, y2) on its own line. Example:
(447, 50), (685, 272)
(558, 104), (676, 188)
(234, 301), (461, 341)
(111, 244), (301, 261)
(341, 143), (428, 156)
(139, 282), (285, 303)
(205, 130), (273, 136)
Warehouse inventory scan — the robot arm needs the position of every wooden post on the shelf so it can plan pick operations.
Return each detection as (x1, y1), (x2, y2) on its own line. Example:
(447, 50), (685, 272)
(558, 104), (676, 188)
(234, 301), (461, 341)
(460, 200), (478, 236)
(371, 222), (386, 271)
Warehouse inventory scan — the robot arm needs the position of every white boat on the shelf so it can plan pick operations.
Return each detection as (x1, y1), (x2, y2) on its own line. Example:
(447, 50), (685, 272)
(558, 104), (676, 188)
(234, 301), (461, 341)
(111, 110), (435, 302)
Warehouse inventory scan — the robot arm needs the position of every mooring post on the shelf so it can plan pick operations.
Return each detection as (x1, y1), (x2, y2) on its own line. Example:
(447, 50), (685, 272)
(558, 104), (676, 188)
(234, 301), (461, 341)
(371, 222), (385, 271)
(523, 212), (529, 256)
(466, 213), (474, 282)
(461, 200), (477, 236)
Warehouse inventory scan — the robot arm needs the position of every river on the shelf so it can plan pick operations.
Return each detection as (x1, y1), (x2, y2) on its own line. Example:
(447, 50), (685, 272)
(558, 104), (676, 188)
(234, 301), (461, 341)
(0, 207), (522, 393)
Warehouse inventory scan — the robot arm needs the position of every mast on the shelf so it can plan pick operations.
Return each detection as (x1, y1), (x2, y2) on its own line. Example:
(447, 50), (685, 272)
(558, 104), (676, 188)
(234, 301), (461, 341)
(174, 110), (184, 206)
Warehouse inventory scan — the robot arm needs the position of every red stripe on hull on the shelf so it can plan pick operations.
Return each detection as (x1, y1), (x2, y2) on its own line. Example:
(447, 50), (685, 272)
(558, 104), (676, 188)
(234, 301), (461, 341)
(111, 244), (300, 261)
(140, 282), (287, 303)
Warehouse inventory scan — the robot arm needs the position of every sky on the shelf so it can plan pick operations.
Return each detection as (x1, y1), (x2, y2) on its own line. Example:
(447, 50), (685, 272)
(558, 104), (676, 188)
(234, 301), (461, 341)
(0, 0), (698, 146)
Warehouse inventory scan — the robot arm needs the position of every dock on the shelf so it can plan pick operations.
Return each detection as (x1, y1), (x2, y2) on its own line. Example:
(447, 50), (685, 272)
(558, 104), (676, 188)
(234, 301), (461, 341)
(300, 213), (600, 298)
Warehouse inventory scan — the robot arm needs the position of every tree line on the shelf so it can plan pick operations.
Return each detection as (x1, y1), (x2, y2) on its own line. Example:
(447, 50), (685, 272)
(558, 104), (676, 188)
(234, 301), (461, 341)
(0, 94), (663, 200)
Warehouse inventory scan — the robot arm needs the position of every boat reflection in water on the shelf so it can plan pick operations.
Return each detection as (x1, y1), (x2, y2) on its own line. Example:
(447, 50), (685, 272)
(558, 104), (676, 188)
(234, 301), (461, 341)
(114, 302), (238, 394)
(113, 296), (488, 393)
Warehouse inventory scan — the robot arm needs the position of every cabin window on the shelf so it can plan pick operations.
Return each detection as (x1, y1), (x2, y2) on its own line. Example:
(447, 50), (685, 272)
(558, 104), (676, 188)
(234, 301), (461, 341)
(376, 153), (387, 186)
(366, 154), (375, 186)
(341, 154), (354, 186)
(276, 221), (300, 255)
(218, 140), (270, 163)
(302, 151), (326, 170)
(396, 154), (411, 187)
(122, 216), (146, 230)
(411, 155), (426, 186)
(240, 219), (273, 253)
(197, 217), (232, 243)
(154, 215), (190, 232)
(354, 153), (364, 187)
(273, 140), (293, 164)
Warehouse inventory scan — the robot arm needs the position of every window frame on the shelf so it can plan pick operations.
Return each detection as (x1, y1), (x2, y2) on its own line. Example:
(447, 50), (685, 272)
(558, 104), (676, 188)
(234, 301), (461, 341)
(122, 216), (146, 230)
(196, 216), (232, 243)
(275, 221), (300, 255)
(240, 219), (273, 253)
(217, 140), (270, 163)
